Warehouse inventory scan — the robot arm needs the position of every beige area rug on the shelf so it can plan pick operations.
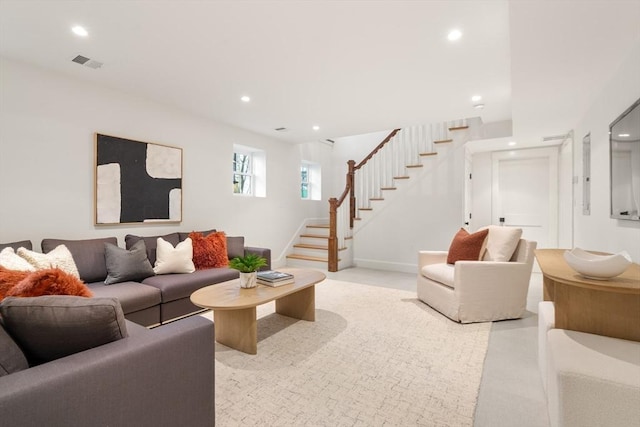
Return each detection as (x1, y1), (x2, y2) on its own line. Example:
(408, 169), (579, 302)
(201, 279), (491, 427)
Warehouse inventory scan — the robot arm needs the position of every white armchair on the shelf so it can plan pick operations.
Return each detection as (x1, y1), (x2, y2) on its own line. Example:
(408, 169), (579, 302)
(417, 239), (537, 323)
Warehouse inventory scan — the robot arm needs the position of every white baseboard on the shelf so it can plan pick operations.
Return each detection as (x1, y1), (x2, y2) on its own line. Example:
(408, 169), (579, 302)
(353, 258), (417, 274)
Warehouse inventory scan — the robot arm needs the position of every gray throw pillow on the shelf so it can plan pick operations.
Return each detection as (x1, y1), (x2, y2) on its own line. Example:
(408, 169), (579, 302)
(0, 324), (29, 376)
(104, 240), (155, 285)
(0, 296), (128, 366)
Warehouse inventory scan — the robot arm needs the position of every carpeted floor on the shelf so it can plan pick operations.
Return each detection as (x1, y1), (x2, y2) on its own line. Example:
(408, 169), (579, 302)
(203, 279), (491, 426)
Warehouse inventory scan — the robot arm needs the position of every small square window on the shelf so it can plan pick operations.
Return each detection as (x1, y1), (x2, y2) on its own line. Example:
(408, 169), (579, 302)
(301, 161), (321, 200)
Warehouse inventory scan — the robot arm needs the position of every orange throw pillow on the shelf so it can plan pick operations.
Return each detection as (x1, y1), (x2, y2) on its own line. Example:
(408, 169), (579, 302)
(6, 268), (93, 299)
(446, 228), (489, 264)
(189, 231), (229, 270)
(0, 267), (31, 301)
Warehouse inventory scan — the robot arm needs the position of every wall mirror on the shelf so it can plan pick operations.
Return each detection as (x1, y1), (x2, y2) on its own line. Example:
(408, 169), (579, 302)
(610, 98), (640, 220)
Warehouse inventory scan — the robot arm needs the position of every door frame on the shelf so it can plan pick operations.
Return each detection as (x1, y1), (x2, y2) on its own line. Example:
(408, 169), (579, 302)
(491, 147), (559, 248)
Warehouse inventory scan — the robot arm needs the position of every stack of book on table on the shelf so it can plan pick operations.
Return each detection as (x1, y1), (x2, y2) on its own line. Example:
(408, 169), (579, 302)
(257, 270), (295, 287)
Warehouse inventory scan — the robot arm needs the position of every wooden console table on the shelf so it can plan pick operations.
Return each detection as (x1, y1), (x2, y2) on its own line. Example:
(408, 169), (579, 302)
(535, 249), (640, 342)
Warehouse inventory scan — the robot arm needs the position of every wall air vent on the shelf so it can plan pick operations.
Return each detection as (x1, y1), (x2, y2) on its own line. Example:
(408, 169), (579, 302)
(72, 55), (103, 69)
(274, 127), (288, 132)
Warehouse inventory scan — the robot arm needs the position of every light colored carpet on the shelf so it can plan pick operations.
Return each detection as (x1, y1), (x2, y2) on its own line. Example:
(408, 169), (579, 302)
(202, 279), (491, 426)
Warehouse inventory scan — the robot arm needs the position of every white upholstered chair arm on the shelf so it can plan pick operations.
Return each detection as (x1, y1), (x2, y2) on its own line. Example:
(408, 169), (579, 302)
(454, 261), (531, 296)
(418, 251), (448, 268)
(454, 261), (530, 292)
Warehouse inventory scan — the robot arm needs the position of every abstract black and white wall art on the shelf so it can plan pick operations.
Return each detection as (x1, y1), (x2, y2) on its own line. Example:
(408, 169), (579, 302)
(95, 134), (182, 224)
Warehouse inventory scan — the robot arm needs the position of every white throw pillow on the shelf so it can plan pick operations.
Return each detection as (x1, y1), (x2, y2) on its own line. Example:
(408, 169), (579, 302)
(480, 225), (523, 262)
(17, 245), (80, 277)
(0, 247), (36, 271)
(153, 237), (195, 275)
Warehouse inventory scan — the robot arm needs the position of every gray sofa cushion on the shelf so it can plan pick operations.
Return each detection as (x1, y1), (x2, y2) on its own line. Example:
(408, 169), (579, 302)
(226, 236), (245, 259)
(87, 281), (161, 314)
(0, 240), (33, 251)
(42, 237), (117, 283)
(142, 268), (239, 303)
(125, 233), (180, 266)
(0, 296), (128, 366)
(0, 324), (29, 376)
(178, 229), (216, 242)
(104, 241), (155, 285)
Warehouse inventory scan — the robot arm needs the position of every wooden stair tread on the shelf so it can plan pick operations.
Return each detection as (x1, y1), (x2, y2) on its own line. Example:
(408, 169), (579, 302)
(448, 126), (469, 131)
(434, 139), (453, 144)
(286, 254), (339, 262)
(293, 243), (328, 250)
(420, 152), (437, 157)
(300, 234), (329, 239)
(307, 224), (329, 229)
(406, 164), (423, 168)
(370, 198), (384, 201)
(394, 176), (410, 180)
(381, 187), (397, 190)
(359, 208), (373, 211)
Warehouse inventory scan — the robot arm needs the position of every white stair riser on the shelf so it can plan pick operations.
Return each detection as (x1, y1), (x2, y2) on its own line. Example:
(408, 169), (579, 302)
(305, 227), (330, 237)
(300, 236), (329, 245)
(286, 257), (328, 270)
(291, 247), (328, 258)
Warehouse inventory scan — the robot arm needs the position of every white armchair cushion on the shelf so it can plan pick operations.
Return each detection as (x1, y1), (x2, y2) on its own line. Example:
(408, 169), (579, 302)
(421, 263), (455, 288)
(480, 226), (523, 261)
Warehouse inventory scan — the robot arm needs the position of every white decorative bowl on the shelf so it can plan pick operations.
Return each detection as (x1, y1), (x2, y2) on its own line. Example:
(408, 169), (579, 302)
(563, 248), (632, 280)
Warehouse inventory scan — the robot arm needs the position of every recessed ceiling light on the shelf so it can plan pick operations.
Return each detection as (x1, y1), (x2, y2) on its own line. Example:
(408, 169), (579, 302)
(618, 133), (630, 137)
(312, 125), (320, 131)
(240, 96), (250, 103)
(71, 26), (88, 37)
(473, 103), (485, 109)
(508, 141), (517, 146)
(471, 95), (482, 102)
(447, 29), (462, 41)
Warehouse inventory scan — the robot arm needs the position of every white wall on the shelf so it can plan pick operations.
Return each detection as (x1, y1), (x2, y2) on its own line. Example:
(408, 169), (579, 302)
(469, 151), (493, 231)
(572, 42), (640, 261)
(0, 57), (330, 264)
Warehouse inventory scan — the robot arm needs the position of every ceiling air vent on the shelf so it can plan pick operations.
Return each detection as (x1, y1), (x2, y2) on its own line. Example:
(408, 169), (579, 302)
(72, 55), (103, 69)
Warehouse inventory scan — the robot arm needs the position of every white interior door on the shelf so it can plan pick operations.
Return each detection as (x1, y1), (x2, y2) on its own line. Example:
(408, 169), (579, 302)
(492, 147), (558, 249)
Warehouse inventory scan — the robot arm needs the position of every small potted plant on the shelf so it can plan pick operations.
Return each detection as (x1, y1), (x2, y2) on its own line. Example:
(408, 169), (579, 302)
(228, 253), (268, 288)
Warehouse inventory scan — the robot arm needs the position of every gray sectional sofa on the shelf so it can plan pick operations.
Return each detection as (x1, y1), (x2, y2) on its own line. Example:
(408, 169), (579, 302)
(0, 309), (215, 426)
(0, 231), (271, 426)
(12, 231), (271, 326)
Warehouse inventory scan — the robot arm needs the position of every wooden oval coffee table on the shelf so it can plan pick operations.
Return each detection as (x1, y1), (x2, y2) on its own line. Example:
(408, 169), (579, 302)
(190, 268), (326, 354)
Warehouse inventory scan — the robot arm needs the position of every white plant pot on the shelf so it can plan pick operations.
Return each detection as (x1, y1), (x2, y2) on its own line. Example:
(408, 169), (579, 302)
(239, 271), (258, 288)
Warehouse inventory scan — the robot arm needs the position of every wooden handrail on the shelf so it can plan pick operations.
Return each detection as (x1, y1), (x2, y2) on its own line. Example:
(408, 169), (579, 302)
(355, 129), (401, 170)
(328, 128), (401, 271)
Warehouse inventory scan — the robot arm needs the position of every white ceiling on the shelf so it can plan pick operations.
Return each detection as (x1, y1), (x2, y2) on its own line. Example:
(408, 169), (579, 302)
(1, 1), (639, 145)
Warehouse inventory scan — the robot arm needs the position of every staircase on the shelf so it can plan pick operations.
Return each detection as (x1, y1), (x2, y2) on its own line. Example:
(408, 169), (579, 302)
(286, 224), (347, 269)
(286, 117), (478, 271)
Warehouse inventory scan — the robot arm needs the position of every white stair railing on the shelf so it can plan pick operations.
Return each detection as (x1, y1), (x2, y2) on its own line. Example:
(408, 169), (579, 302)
(328, 118), (468, 271)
